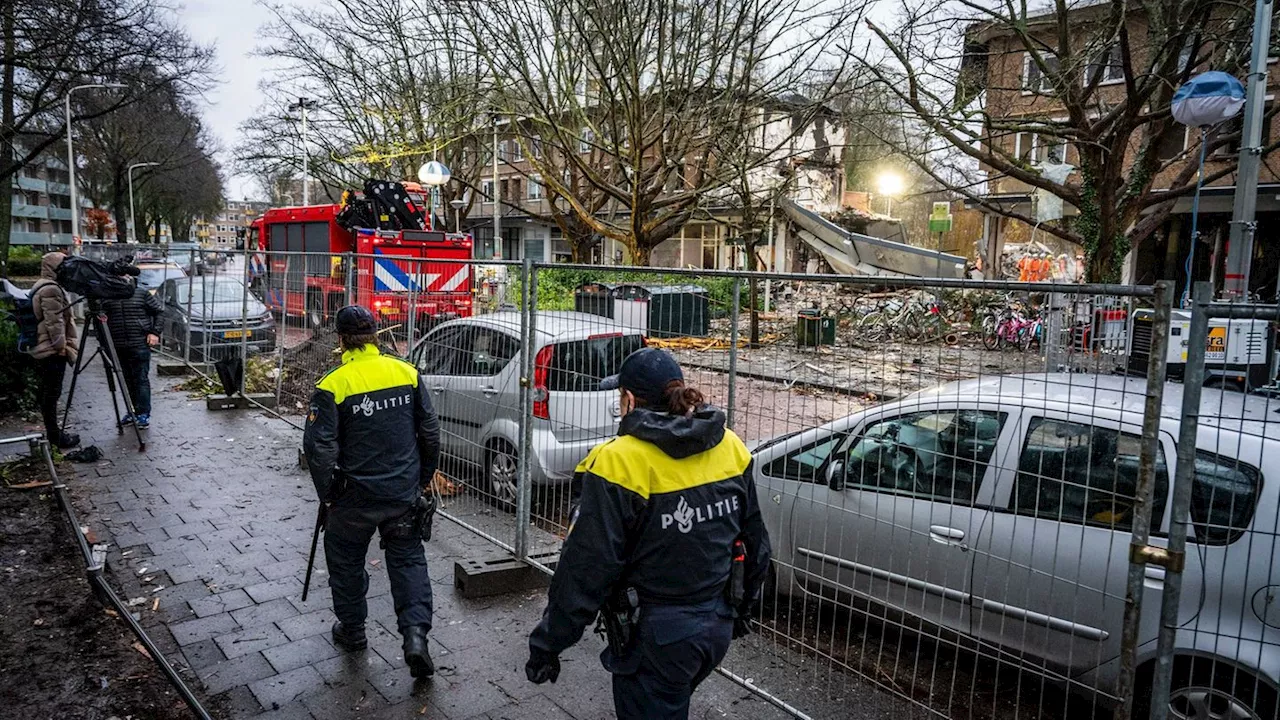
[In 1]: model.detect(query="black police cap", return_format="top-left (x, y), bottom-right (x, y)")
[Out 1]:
top-left (335, 305), bottom-right (377, 335)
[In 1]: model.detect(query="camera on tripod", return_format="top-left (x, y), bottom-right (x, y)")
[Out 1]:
top-left (56, 256), bottom-right (140, 301)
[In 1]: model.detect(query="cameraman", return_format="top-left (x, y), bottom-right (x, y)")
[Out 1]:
top-left (100, 275), bottom-right (162, 429)
top-left (30, 252), bottom-right (79, 449)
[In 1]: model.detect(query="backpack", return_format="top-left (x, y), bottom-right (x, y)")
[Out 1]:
top-left (55, 255), bottom-right (135, 300)
top-left (12, 293), bottom-right (39, 353)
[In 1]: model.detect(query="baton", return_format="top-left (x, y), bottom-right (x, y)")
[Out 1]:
top-left (301, 502), bottom-right (328, 602)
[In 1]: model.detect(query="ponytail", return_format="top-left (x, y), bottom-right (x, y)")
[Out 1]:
top-left (629, 381), bottom-right (706, 416)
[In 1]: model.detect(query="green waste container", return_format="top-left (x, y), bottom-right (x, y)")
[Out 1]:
top-left (796, 308), bottom-right (837, 347)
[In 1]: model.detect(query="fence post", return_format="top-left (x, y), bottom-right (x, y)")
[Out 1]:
top-left (514, 259), bottom-right (537, 561)
top-left (345, 252), bottom-right (355, 305)
top-left (1045, 291), bottom-right (1066, 372)
top-left (1145, 281), bottom-right (1211, 720)
top-left (1114, 279), bottom-right (1173, 720)
top-left (239, 247), bottom-right (251, 396)
top-left (183, 249), bottom-right (194, 365)
top-left (726, 276), bottom-right (741, 430)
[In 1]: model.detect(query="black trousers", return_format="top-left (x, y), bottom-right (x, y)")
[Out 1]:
top-left (36, 355), bottom-right (67, 442)
top-left (325, 498), bottom-right (433, 634)
top-left (117, 347), bottom-right (152, 416)
top-left (606, 597), bottom-right (735, 720)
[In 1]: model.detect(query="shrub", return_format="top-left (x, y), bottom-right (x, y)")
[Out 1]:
top-left (0, 298), bottom-right (39, 416)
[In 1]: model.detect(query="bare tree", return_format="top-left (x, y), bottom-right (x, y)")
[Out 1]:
top-left (235, 0), bottom-right (491, 229)
top-left (465, 0), bottom-right (861, 264)
top-left (0, 0), bottom-right (213, 268)
top-left (863, 0), bottom-right (1279, 282)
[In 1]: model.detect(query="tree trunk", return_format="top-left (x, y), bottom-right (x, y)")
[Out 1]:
top-left (0, 3), bottom-right (16, 274)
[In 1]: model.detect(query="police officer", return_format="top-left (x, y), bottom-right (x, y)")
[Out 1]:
top-left (525, 348), bottom-right (772, 719)
top-left (303, 306), bottom-right (440, 678)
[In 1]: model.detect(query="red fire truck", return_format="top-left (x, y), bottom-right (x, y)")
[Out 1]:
top-left (249, 198), bottom-right (473, 330)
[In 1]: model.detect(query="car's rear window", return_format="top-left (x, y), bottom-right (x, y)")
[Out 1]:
top-left (547, 334), bottom-right (645, 392)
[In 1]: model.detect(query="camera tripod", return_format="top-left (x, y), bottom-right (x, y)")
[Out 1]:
top-left (62, 299), bottom-right (146, 452)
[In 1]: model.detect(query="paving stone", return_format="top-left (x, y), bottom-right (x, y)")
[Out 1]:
top-left (258, 557), bottom-right (310, 581)
top-left (246, 703), bottom-right (316, 720)
top-left (216, 624), bottom-right (291, 659)
top-left (234, 534), bottom-right (294, 555)
top-left (111, 526), bottom-right (169, 549)
top-left (484, 694), bottom-right (576, 720)
top-left (263, 634), bottom-right (341, 674)
top-left (165, 562), bottom-right (207, 584)
top-left (299, 679), bottom-right (387, 720)
top-left (221, 549), bottom-right (281, 574)
top-left (420, 670), bottom-right (514, 719)
top-left (277, 608), bottom-right (336, 642)
top-left (213, 684), bottom-right (265, 716)
top-left (232, 597), bottom-right (300, 630)
top-left (134, 510), bottom-right (186, 531)
top-left (249, 664), bottom-right (326, 710)
top-left (180, 637), bottom-right (226, 673)
top-left (199, 651), bottom-right (279, 695)
top-left (189, 588), bottom-right (255, 618)
top-left (313, 651), bottom-right (391, 687)
top-left (170, 612), bottom-right (241, 646)
top-left (245, 576), bottom-right (303, 603)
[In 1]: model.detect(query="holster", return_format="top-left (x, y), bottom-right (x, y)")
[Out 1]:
top-left (725, 538), bottom-right (746, 614)
top-left (595, 586), bottom-right (640, 657)
top-left (415, 493), bottom-right (438, 542)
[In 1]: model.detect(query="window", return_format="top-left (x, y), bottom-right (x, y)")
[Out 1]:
top-left (510, 178), bottom-right (522, 200)
top-left (579, 127), bottom-right (595, 154)
top-left (1012, 418), bottom-right (1169, 531)
top-left (1190, 452), bottom-right (1259, 545)
top-left (1156, 125), bottom-right (1189, 161)
top-left (1087, 45), bottom-right (1124, 85)
top-left (546, 334), bottom-right (646, 392)
top-left (415, 327), bottom-right (464, 375)
top-left (500, 179), bottom-right (509, 201)
top-left (763, 433), bottom-right (847, 483)
top-left (531, 138), bottom-right (543, 159)
top-left (452, 328), bottom-right (519, 376)
top-left (481, 179), bottom-right (494, 201)
top-left (840, 410), bottom-right (1006, 503)
top-left (22, 165), bottom-right (40, 179)
top-left (1023, 53), bottom-right (1060, 94)
top-left (528, 175), bottom-right (543, 200)
top-left (1015, 132), bottom-right (1068, 164)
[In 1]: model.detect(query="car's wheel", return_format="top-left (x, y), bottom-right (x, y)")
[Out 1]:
top-left (1206, 377), bottom-right (1246, 394)
top-left (485, 441), bottom-right (519, 509)
top-left (1138, 659), bottom-right (1277, 720)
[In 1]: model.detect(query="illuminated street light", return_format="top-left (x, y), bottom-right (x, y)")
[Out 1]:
top-left (876, 171), bottom-right (905, 217)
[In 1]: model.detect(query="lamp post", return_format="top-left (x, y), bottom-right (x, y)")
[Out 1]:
top-left (128, 162), bottom-right (160, 244)
top-left (875, 170), bottom-right (905, 217)
top-left (288, 97), bottom-right (318, 205)
top-left (66, 83), bottom-right (127, 243)
top-left (417, 160), bottom-right (452, 231)
top-left (449, 198), bottom-right (467, 234)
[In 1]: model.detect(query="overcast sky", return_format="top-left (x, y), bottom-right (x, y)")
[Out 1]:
top-left (182, 0), bottom-right (277, 202)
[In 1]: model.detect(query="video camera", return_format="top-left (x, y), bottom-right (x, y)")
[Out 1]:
top-left (56, 256), bottom-right (140, 300)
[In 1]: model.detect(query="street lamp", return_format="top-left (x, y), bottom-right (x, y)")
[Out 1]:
top-left (288, 97), bottom-right (318, 205)
top-left (449, 198), bottom-right (467, 234)
top-left (128, 162), bottom-right (160, 244)
top-left (875, 170), bottom-right (905, 217)
top-left (66, 83), bottom-right (127, 243)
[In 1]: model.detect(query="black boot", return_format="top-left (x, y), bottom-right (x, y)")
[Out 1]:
top-left (331, 621), bottom-right (367, 651)
top-left (402, 625), bottom-right (433, 679)
top-left (55, 432), bottom-right (80, 449)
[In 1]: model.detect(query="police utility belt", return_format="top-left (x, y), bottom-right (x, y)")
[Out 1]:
top-left (595, 538), bottom-right (747, 655)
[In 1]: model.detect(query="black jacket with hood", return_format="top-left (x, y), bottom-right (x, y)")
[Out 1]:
top-left (100, 287), bottom-right (163, 352)
top-left (529, 406), bottom-right (772, 657)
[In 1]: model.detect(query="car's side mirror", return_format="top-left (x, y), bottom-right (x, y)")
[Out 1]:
top-left (826, 460), bottom-right (846, 491)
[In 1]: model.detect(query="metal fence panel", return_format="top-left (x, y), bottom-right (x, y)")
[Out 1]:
top-left (148, 251), bottom-right (1182, 719)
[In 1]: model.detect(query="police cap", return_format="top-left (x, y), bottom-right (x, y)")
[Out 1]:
top-left (600, 347), bottom-right (683, 407)
top-left (335, 305), bottom-right (377, 335)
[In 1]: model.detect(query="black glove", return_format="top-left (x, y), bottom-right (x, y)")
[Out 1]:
top-left (525, 648), bottom-right (560, 684)
top-left (732, 617), bottom-right (752, 640)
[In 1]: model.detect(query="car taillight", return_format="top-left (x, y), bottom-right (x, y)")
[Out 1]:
top-left (533, 345), bottom-right (553, 419)
top-left (640, 336), bottom-right (648, 346)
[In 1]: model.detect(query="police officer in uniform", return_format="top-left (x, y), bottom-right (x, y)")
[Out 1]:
top-left (303, 306), bottom-right (441, 678)
top-left (525, 348), bottom-right (772, 719)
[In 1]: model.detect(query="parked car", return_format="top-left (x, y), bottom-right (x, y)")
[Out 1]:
top-left (158, 277), bottom-right (276, 360)
top-left (135, 261), bottom-right (187, 292)
top-left (752, 373), bottom-right (1276, 718)
top-left (409, 311), bottom-right (645, 502)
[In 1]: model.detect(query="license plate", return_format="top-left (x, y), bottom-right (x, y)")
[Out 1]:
top-left (223, 329), bottom-right (248, 339)
top-left (379, 307), bottom-right (396, 315)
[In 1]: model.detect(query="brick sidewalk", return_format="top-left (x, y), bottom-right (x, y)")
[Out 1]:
top-left (54, 355), bottom-right (800, 719)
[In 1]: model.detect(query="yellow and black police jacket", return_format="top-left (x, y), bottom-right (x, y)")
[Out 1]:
top-left (303, 345), bottom-right (440, 505)
top-left (530, 406), bottom-right (773, 656)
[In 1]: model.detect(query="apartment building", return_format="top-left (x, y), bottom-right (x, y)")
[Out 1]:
top-left (467, 98), bottom-right (846, 270)
top-left (967, 5), bottom-right (1279, 288)
top-left (9, 154), bottom-right (84, 247)
top-left (196, 200), bottom-right (270, 247)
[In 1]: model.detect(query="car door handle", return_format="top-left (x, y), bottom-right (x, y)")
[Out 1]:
top-left (928, 526), bottom-right (967, 549)
top-left (431, 385), bottom-right (445, 394)
top-left (481, 386), bottom-right (498, 397)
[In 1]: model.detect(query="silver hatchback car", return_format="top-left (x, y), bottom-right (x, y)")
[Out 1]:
top-left (753, 373), bottom-right (1279, 718)
top-left (409, 311), bottom-right (645, 501)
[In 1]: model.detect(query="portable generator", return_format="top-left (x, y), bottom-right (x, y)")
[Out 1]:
top-left (1127, 308), bottom-right (1273, 392)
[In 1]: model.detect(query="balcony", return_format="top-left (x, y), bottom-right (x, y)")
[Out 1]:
top-left (9, 230), bottom-right (72, 246)
top-left (48, 207), bottom-right (73, 221)
top-left (15, 176), bottom-right (47, 192)
top-left (11, 204), bottom-right (48, 219)
top-left (46, 181), bottom-right (70, 195)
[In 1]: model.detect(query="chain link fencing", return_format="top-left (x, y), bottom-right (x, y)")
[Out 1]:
top-left (142, 246), bottom-right (1193, 720)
